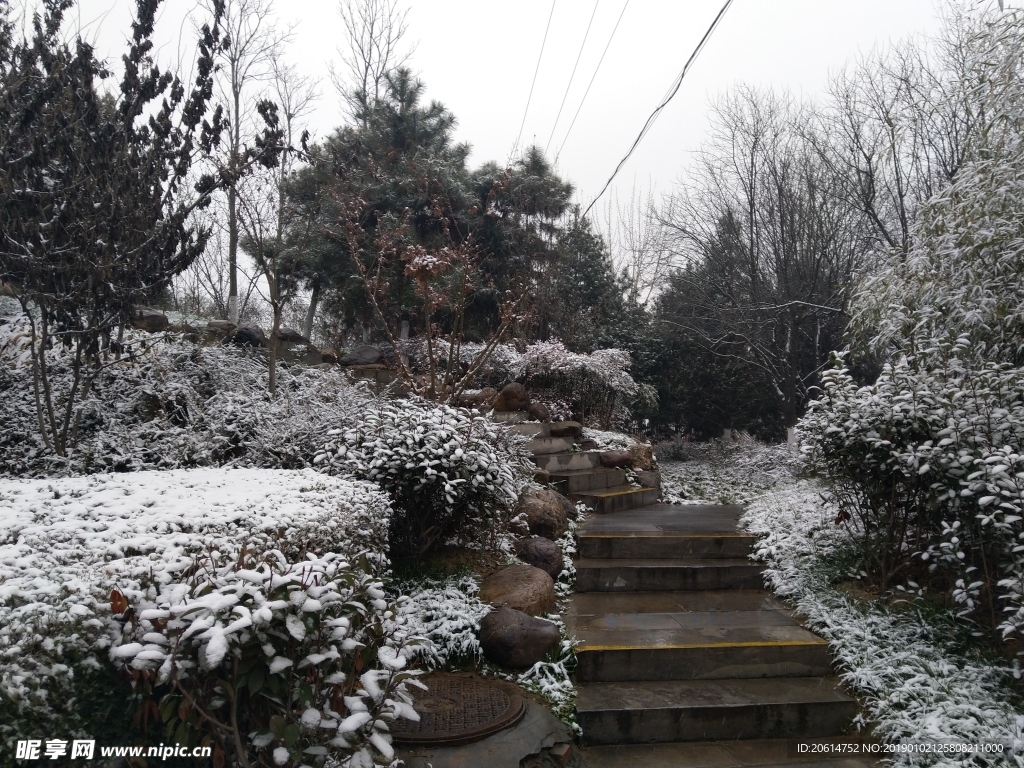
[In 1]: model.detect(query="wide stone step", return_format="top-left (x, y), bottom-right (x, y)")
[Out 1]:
top-left (582, 739), bottom-right (879, 767)
top-left (580, 532), bottom-right (757, 560)
top-left (574, 486), bottom-right (660, 514)
top-left (528, 435), bottom-right (575, 455)
top-left (580, 503), bottom-right (747, 534)
top-left (509, 421), bottom-right (550, 438)
top-left (547, 467), bottom-right (626, 494)
top-left (570, 616), bottom-right (833, 682)
top-left (491, 410), bottom-right (528, 423)
top-left (533, 451), bottom-right (600, 472)
top-left (577, 677), bottom-right (858, 745)
top-left (575, 558), bottom-right (766, 592)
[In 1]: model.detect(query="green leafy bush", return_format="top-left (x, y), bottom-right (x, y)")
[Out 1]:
top-left (114, 550), bottom-right (421, 768)
top-left (315, 399), bottom-right (530, 558)
top-left (802, 348), bottom-right (1024, 638)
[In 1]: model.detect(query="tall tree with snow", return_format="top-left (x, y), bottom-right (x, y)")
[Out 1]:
top-left (0, 0), bottom-right (280, 456)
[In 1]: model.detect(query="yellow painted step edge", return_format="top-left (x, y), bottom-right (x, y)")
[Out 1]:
top-left (580, 533), bottom-right (755, 539)
top-left (576, 639), bottom-right (830, 652)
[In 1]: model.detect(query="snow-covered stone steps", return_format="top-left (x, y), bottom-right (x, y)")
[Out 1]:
top-left (527, 435), bottom-right (575, 455)
top-left (575, 677), bottom-right (859, 746)
top-left (508, 421), bottom-right (550, 438)
top-left (546, 466), bottom-right (626, 494)
top-left (533, 450), bottom-right (600, 472)
top-left (575, 558), bottom-right (766, 591)
top-left (582, 739), bottom-right (878, 767)
top-left (573, 485), bottom-right (660, 514)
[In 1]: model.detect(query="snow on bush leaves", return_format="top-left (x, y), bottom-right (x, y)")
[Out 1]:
top-left (114, 549), bottom-right (422, 767)
top-left (745, 483), bottom-right (1024, 766)
top-left (0, 468), bottom-right (393, 754)
top-left (315, 399), bottom-right (531, 557)
top-left (802, 11), bottom-right (1024, 645)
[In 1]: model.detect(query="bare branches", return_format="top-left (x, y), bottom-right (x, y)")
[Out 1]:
top-left (330, 0), bottom-right (415, 119)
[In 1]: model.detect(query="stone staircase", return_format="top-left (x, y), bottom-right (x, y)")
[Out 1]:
top-left (565, 503), bottom-right (876, 767)
top-left (498, 413), bottom-right (658, 514)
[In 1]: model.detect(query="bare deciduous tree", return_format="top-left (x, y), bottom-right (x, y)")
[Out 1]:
top-left (329, 0), bottom-right (415, 120)
top-left (657, 87), bottom-right (862, 436)
top-left (201, 0), bottom-right (292, 323)
top-left (599, 182), bottom-right (670, 306)
top-left (237, 54), bottom-right (319, 394)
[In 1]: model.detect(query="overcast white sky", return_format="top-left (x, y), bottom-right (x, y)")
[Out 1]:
top-left (55, 1), bottom-right (1009, 217)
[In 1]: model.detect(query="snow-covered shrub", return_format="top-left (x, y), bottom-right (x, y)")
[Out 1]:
top-left (0, 319), bottom-right (375, 477)
top-left (114, 550), bottom-right (421, 768)
top-left (802, 349), bottom-right (1024, 639)
top-left (0, 469), bottom-right (393, 752)
top-left (402, 337), bottom-right (640, 428)
top-left (316, 399), bottom-right (532, 558)
top-left (802, 11), bottom-right (1024, 644)
top-left (745, 483), bottom-right (1024, 766)
top-left (398, 575), bottom-right (489, 667)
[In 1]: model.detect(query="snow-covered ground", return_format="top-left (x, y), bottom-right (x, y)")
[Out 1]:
top-left (658, 439), bottom-right (800, 504)
top-left (664, 441), bottom-right (1024, 766)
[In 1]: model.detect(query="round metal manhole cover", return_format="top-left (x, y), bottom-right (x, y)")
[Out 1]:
top-left (392, 674), bottom-right (526, 746)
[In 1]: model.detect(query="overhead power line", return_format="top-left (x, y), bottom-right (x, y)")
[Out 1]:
top-left (545, 0), bottom-right (601, 155)
top-left (514, 0), bottom-right (558, 156)
top-left (555, 0), bottom-right (630, 164)
top-left (582, 0), bottom-right (735, 218)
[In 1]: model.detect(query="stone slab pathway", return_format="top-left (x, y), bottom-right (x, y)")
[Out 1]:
top-left (568, 504), bottom-right (877, 767)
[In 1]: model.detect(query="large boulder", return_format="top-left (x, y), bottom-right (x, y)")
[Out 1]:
top-left (131, 308), bottom-right (169, 333)
top-left (549, 421), bottom-right (583, 441)
top-left (339, 344), bottom-right (383, 366)
top-left (479, 564), bottom-right (555, 616)
top-left (457, 387), bottom-right (498, 409)
top-left (275, 326), bottom-right (309, 344)
top-left (228, 323), bottom-right (266, 347)
top-left (599, 449), bottom-right (632, 468)
top-left (526, 401), bottom-right (551, 422)
top-left (629, 442), bottom-right (656, 471)
top-left (515, 537), bottom-right (564, 580)
top-left (478, 606), bottom-right (560, 670)
top-left (516, 488), bottom-right (574, 540)
top-left (636, 469), bottom-right (661, 492)
top-left (493, 382), bottom-right (530, 412)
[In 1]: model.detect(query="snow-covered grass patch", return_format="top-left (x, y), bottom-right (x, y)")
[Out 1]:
top-left (659, 439), bottom-right (800, 504)
top-left (745, 479), bottom-right (1024, 766)
top-left (0, 468), bottom-right (392, 751)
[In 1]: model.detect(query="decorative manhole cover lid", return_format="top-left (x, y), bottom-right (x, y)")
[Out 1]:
top-left (391, 673), bottom-right (526, 746)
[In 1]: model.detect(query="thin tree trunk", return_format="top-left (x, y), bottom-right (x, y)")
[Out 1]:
top-left (302, 282), bottom-right (320, 340)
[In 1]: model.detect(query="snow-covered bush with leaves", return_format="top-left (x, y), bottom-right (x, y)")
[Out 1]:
top-left (404, 337), bottom-right (640, 428)
top-left (746, 483), bottom-right (1024, 766)
top-left (398, 575), bottom-right (490, 668)
top-left (114, 549), bottom-right (421, 768)
top-left (0, 312), bottom-right (374, 478)
top-left (802, 11), bottom-right (1024, 644)
top-left (315, 399), bottom-right (531, 558)
top-left (0, 469), bottom-right (395, 757)
top-left (802, 349), bottom-right (1024, 640)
